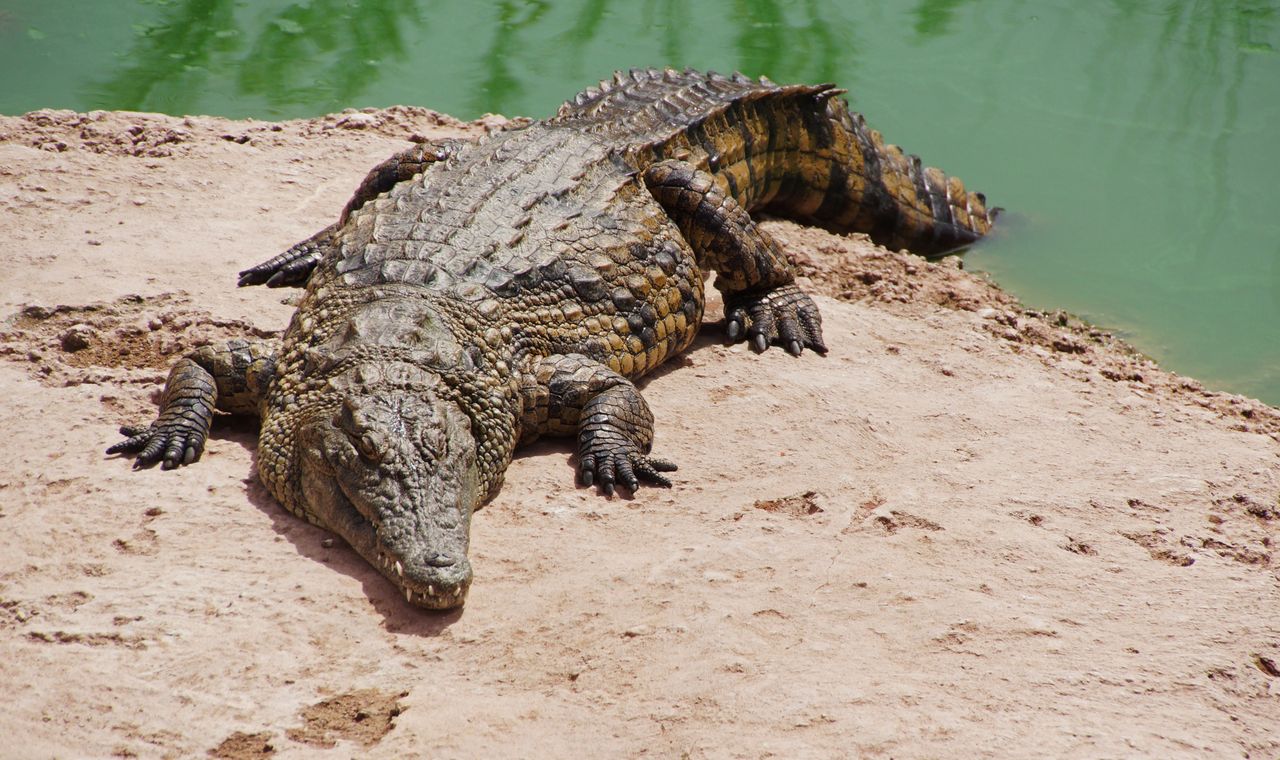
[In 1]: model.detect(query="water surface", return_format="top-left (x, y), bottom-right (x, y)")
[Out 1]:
top-left (3, 0), bottom-right (1277, 403)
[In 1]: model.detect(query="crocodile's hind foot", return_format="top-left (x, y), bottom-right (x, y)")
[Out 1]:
top-left (643, 159), bottom-right (826, 357)
top-left (237, 223), bottom-right (334, 288)
top-left (725, 283), bottom-right (827, 356)
top-left (237, 140), bottom-right (465, 289)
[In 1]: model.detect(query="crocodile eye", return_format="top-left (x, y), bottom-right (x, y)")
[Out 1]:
top-left (350, 431), bottom-right (386, 463)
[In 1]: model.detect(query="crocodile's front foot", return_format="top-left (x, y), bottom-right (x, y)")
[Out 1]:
top-left (725, 283), bottom-right (827, 356)
top-left (578, 425), bottom-right (677, 496)
top-left (107, 412), bottom-right (212, 470)
top-left (106, 341), bottom-right (272, 470)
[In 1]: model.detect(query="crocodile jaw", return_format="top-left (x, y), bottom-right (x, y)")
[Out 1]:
top-left (300, 474), bottom-right (475, 609)
top-left (374, 545), bottom-right (473, 609)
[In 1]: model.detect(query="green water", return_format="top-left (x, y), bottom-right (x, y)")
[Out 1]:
top-left (3, 0), bottom-right (1278, 404)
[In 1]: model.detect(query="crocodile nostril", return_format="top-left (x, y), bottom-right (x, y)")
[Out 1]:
top-left (425, 553), bottom-right (456, 567)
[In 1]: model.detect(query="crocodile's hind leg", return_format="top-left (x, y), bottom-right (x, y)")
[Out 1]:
top-left (520, 354), bottom-right (677, 495)
top-left (644, 159), bottom-right (826, 356)
top-left (107, 338), bottom-right (278, 469)
top-left (237, 139), bottom-right (463, 288)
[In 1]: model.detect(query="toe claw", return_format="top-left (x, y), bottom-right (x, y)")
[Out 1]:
top-left (726, 318), bottom-right (743, 342)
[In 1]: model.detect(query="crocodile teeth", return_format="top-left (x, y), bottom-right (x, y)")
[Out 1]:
top-left (427, 585), bottom-right (436, 597)
top-left (394, 561), bottom-right (403, 577)
top-left (404, 587), bottom-right (412, 603)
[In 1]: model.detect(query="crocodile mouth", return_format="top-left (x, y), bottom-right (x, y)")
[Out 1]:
top-left (372, 548), bottom-right (471, 609)
top-left (303, 467), bottom-right (473, 610)
top-left (335, 484), bottom-right (473, 610)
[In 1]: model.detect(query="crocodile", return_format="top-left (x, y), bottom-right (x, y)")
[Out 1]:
top-left (109, 68), bottom-right (995, 609)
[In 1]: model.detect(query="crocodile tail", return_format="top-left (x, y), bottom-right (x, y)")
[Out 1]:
top-left (553, 68), bottom-right (996, 256)
top-left (770, 97), bottom-right (997, 255)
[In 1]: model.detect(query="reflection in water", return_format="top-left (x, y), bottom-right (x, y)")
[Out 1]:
top-left (653, 0), bottom-right (690, 65)
top-left (971, 0), bottom-right (1280, 398)
top-left (1080, 2), bottom-right (1274, 271)
top-left (471, 0), bottom-right (549, 117)
top-left (559, 0), bottom-right (619, 80)
top-left (911, 0), bottom-right (979, 39)
top-left (549, 0), bottom-right (846, 102)
top-left (237, 0), bottom-right (422, 108)
top-left (85, 0), bottom-right (866, 119)
top-left (92, 0), bottom-right (237, 113)
top-left (92, 0), bottom-right (427, 116)
top-left (730, 0), bottom-right (844, 83)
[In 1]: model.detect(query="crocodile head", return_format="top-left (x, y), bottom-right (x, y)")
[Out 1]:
top-left (298, 383), bottom-right (481, 610)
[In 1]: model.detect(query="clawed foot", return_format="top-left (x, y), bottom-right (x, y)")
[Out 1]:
top-left (237, 224), bottom-right (334, 288)
top-left (578, 427), bottom-right (677, 496)
top-left (725, 283), bottom-right (827, 356)
top-left (106, 420), bottom-right (208, 470)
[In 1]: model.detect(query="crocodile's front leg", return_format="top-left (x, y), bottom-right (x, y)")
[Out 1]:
top-left (520, 354), bottom-right (677, 495)
top-left (237, 139), bottom-right (463, 288)
top-left (644, 159), bottom-right (827, 357)
top-left (107, 338), bottom-right (278, 469)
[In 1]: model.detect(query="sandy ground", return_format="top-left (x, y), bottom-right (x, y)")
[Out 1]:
top-left (1, 106), bottom-right (1278, 759)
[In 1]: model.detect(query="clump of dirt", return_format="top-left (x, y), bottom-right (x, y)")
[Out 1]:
top-left (752, 491), bottom-right (823, 516)
top-left (8, 109), bottom-right (198, 157)
top-left (1123, 530), bottom-right (1196, 567)
top-left (208, 731), bottom-right (275, 759)
top-left (0, 598), bottom-right (39, 629)
top-left (24, 630), bottom-right (147, 650)
top-left (869, 510), bottom-right (944, 535)
top-left (285, 689), bottom-right (407, 749)
top-left (299, 104), bottom-right (480, 140)
top-left (0, 294), bottom-right (277, 389)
